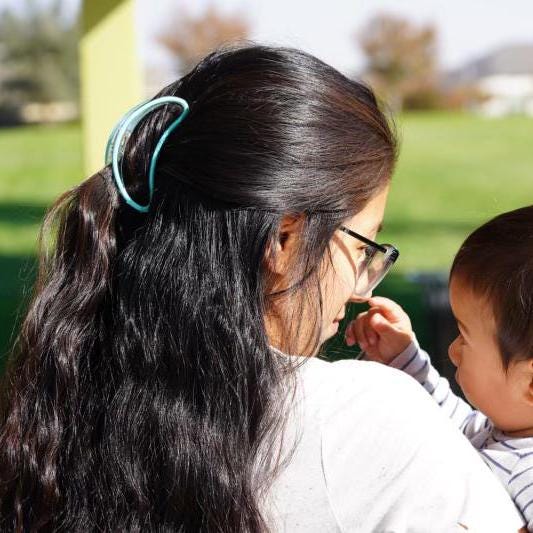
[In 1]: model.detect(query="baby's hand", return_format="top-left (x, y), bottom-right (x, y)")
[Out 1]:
top-left (344, 296), bottom-right (415, 364)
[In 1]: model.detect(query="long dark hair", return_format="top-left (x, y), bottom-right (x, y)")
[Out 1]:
top-left (0, 44), bottom-right (397, 531)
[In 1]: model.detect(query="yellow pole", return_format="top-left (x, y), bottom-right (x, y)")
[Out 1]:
top-left (80, 0), bottom-right (144, 176)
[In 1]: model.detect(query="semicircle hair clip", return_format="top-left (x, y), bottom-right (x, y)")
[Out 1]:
top-left (104, 96), bottom-right (190, 213)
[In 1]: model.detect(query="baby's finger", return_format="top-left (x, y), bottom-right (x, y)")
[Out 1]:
top-left (361, 315), bottom-right (378, 346)
top-left (344, 312), bottom-right (366, 346)
top-left (360, 308), bottom-right (379, 347)
top-left (354, 313), bottom-right (371, 350)
top-left (367, 296), bottom-right (407, 322)
top-left (344, 319), bottom-right (357, 346)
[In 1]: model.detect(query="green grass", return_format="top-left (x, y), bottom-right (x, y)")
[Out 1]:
top-left (382, 112), bottom-right (533, 273)
top-left (0, 122), bottom-right (83, 255)
top-left (0, 122), bottom-right (83, 364)
top-left (1, 113), bottom-right (532, 364)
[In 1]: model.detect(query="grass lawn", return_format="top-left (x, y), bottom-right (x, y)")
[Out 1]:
top-left (383, 111), bottom-right (533, 273)
top-left (1, 113), bottom-right (532, 366)
top-left (0, 122), bottom-right (82, 255)
top-left (0, 122), bottom-right (83, 365)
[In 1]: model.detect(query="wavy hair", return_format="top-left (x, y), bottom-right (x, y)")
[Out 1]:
top-left (0, 44), bottom-right (397, 531)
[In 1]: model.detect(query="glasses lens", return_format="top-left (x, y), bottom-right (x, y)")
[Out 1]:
top-left (354, 244), bottom-right (399, 296)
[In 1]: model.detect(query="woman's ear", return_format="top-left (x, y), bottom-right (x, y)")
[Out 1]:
top-left (264, 214), bottom-right (303, 275)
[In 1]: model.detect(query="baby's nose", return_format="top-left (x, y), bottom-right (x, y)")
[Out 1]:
top-left (448, 341), bottom-right (460, 367)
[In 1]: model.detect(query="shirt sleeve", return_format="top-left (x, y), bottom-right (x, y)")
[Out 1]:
top-left (386, 337), bottom-right (494, 442)
top-left (509, 458), bottom-right (533, 532)
top-left (317, 359), bottom-right (525, 532)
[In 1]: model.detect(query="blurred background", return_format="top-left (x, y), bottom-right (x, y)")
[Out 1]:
top-left (1, 0), bottom-right (532, 394)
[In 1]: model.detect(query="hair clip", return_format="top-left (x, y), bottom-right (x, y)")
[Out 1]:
top-left (104, 96), bottom-right (190, 213)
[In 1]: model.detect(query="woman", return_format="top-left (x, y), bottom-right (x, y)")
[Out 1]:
top-left (0, 44), bottom-right (524, 531)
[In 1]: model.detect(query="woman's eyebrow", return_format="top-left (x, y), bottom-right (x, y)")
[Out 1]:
top-left (376, 222), bottom-right (384, 234)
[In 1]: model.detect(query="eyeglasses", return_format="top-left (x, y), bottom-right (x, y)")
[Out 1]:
top-left (338, 225), bottom-right (399, 297)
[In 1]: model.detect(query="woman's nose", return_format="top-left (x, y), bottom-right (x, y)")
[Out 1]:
top-left (347, 290), bottom-right (371, 304)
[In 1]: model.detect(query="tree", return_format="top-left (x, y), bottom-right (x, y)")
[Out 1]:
top-left (357, 13), bottom-right (440, 111)
top-left (0, 0), bottom-right (79, 108)
top-left (156, 4), bottom-right (250, 76)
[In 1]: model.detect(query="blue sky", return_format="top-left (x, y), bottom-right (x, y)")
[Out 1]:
top-left (2, 0), bottom-right (533, 76)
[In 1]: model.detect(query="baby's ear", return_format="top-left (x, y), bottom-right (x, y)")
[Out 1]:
top-left (519, 359), bottom-right (533, 406)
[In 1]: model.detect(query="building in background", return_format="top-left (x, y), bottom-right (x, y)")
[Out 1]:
top-left (446, 44), bottom-right (533, 116)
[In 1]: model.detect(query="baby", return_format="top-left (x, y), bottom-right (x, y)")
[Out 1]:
top-left (345, 205), bottom-right (533, 531)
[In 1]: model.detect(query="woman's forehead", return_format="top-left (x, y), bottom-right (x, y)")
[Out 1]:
top-left (346, 203), bottom-right (386, 236)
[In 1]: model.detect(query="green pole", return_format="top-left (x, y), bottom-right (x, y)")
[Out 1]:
top-left (80, 0), bottom-right (144, 176)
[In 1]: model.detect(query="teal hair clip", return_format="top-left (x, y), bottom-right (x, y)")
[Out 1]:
top-left (104, 96), bottom-right (190, 213)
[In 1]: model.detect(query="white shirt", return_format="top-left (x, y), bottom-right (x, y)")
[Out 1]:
top-left (387, 338), bottom-right (533, 531)
top-left (262, 349), bottom-right (525, 532)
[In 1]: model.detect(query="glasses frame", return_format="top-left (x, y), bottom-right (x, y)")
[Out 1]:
top-left (338, 225), bottom-right (400, 293)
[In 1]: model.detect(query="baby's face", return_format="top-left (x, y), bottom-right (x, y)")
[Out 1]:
top-left (448, 276), bottom-right (533, 433)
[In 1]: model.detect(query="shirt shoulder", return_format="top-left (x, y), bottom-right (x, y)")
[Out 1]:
top-left (294, 355), bottom-right (436, 422)
top-left (291, 356), bottom-right (525, 532)
top-left (506, 438), bottom-right (533, 530)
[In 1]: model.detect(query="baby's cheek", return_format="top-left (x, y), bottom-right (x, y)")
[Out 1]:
top-left (455, 370), bottom-right (480, 410)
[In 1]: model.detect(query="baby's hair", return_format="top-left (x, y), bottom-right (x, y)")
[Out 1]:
top-left (450, 205), bottom-right (533, 369)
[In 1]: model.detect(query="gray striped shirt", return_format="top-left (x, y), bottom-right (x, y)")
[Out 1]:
top-left (387, 339), bottom-right (533, 532)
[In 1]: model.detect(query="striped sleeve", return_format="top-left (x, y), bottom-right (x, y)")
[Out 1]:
top-left (387, 338), bottom-right (493, 442)
top-left (509, 457), bottom-right (533, 531)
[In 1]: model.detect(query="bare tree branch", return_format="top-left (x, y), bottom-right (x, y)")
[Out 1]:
top-left (357, 13), bottom-right (439, 111)
top-left (156, 5), bottom-right (250, 75)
